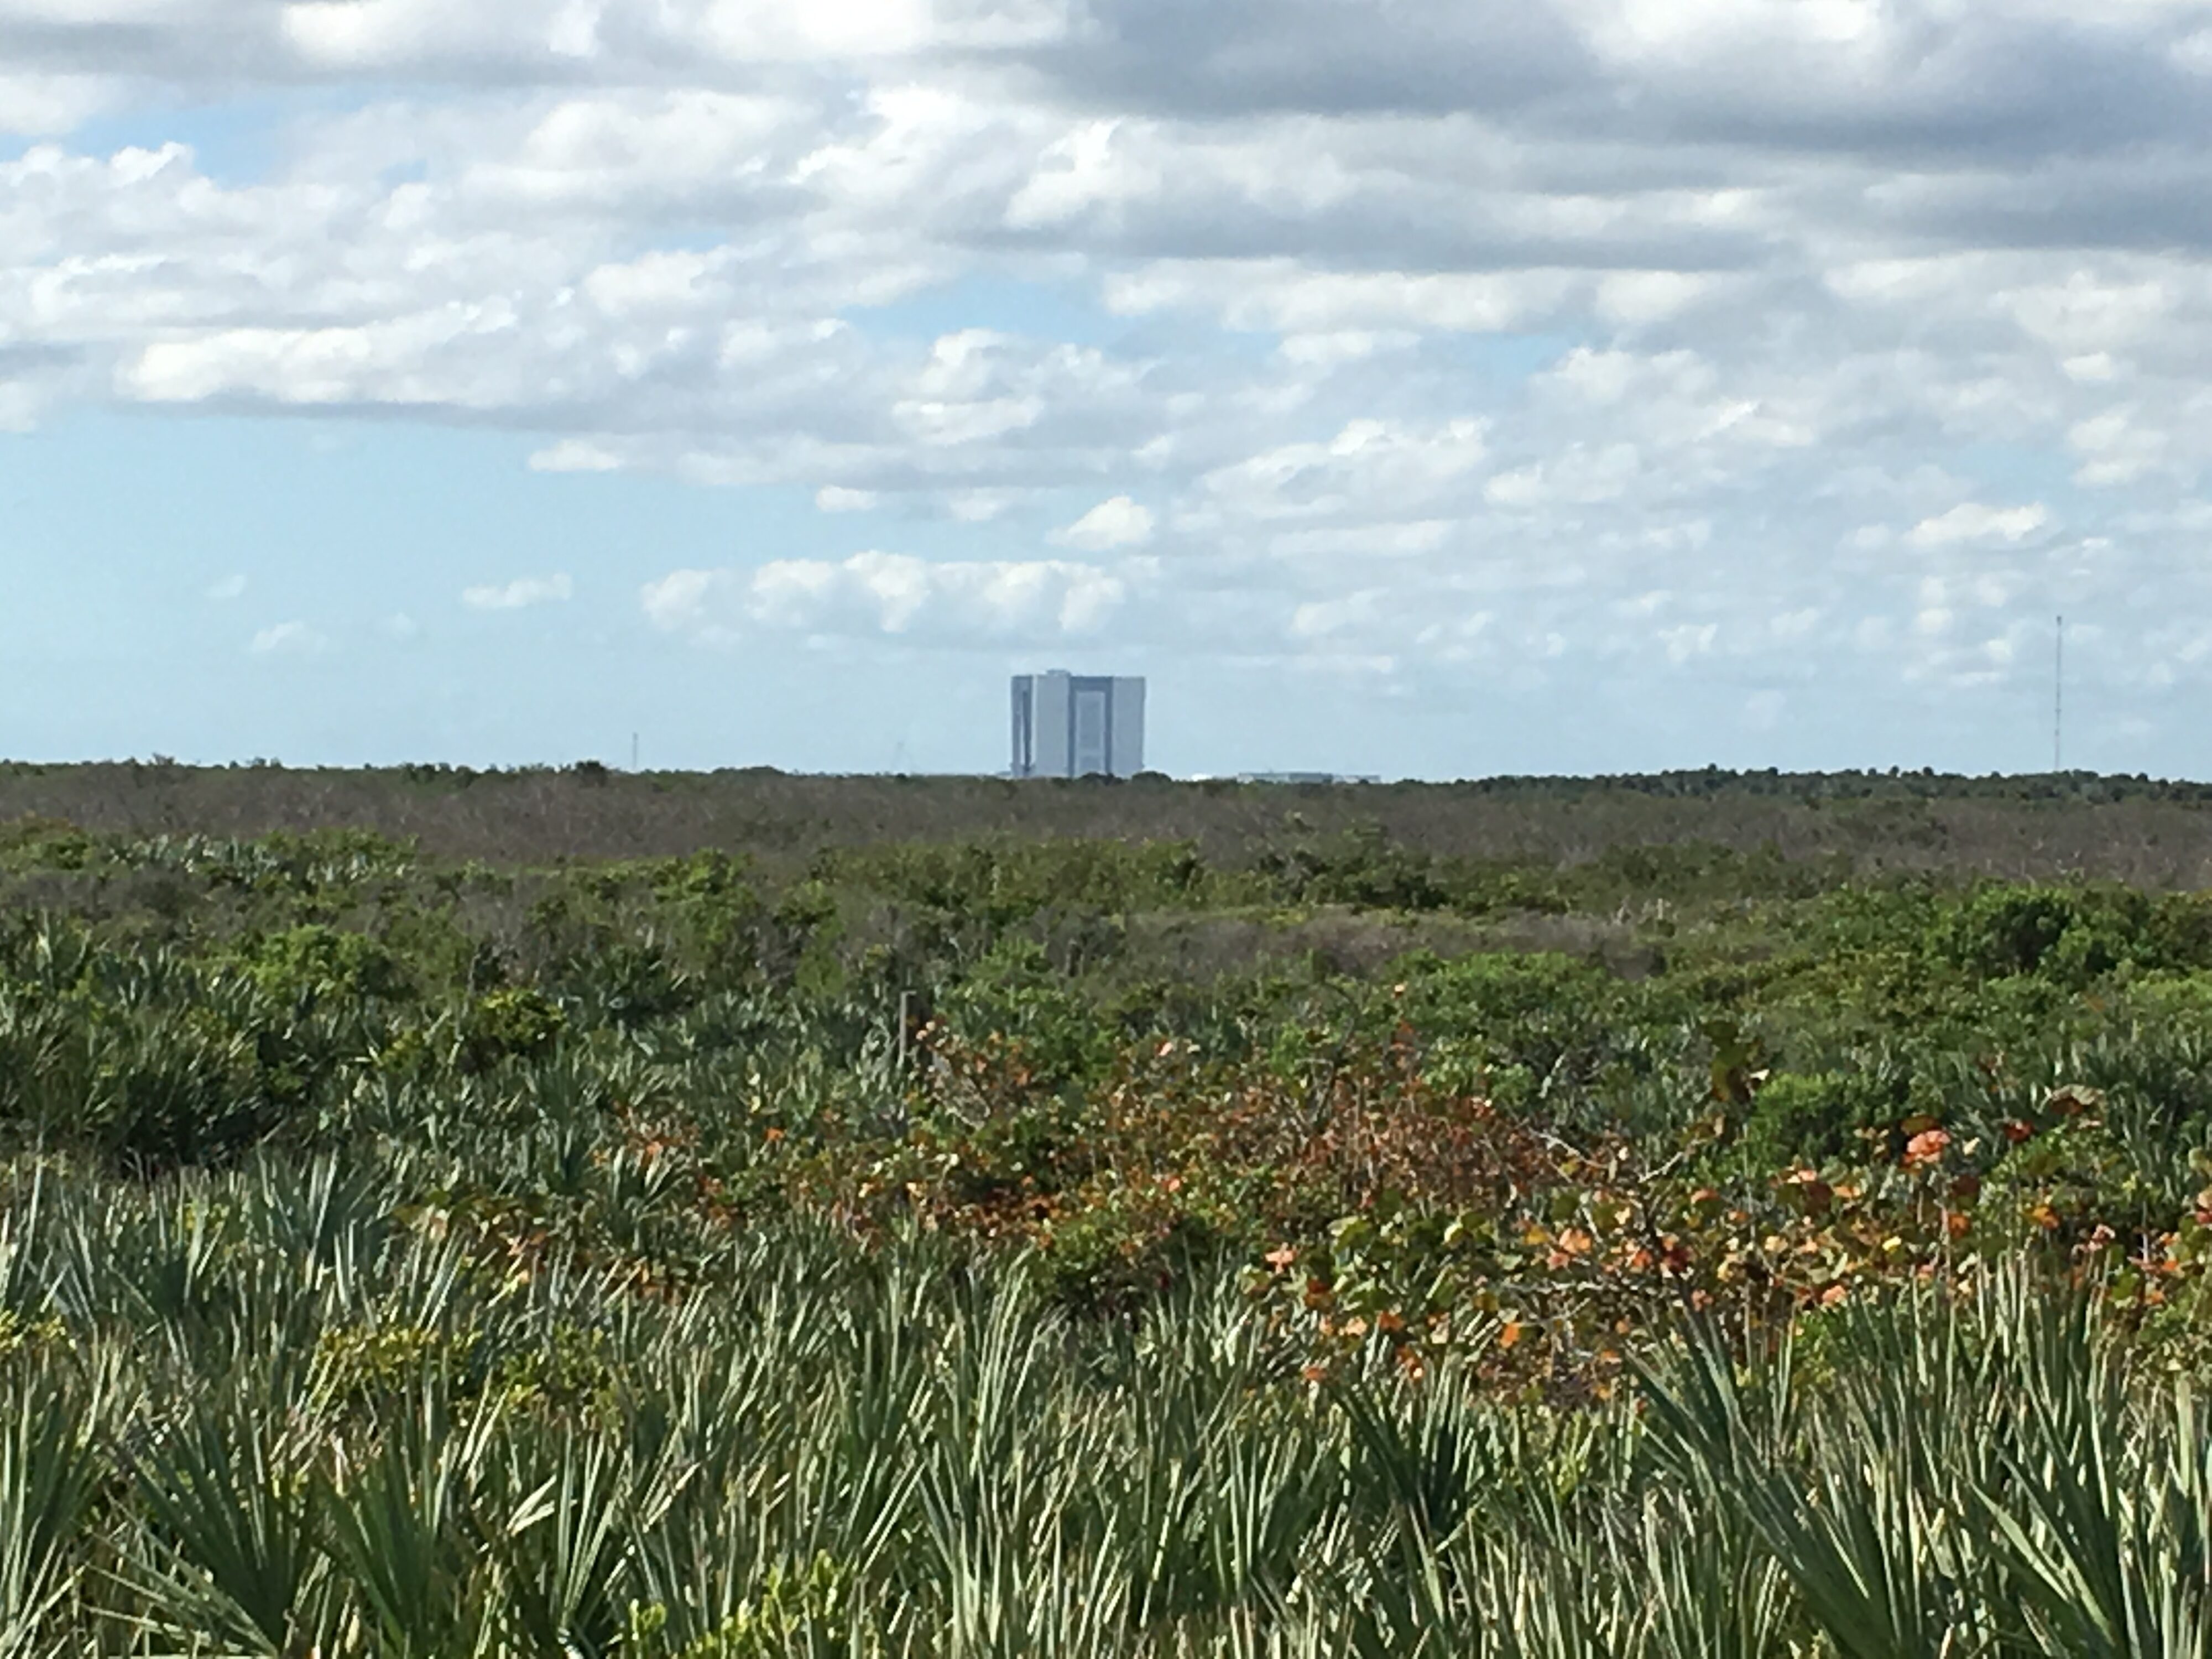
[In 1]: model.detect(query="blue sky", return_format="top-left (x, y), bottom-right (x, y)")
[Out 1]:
top-left (6, 4), bottom-right (2212, 778)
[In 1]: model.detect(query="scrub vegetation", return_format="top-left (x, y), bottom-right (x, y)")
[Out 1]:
top-left (0, 765), bottom-right (2210, 1653)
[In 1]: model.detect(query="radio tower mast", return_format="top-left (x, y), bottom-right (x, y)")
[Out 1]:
top-left (2053, 615), bottom-right (2064, 773)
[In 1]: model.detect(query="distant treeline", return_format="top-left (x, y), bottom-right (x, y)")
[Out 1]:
top-left (6, 758), bottom-right (2206, 801)
top-left (2, 760), bottom-right (2211, 881)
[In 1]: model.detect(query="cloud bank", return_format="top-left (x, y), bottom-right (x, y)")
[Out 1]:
top-left (11, 0), bottom-right (2212, 758)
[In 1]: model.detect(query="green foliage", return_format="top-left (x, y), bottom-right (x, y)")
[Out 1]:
top-left (460, 986), bottom-right (567, 1070)
top-left (824, 836), bottom-right (1228, 925)
top-left (1259, 820), bottom-right (1455, 911)
top-left (629, 1554), bottom-right (854, 1657)
top-left (935, 937), bottom-right (1115, 1087)
top-left (243, 922), bottom-right (412, 1005)
top-left (1392, 949), bottom-right (1632, 1102)
top-left (1737, 1070), bottom-right (1903, 1170)
top-left (6, 805), bottom-right (2212, 1647)
top-left (0, 816), bottom-right (98, 873)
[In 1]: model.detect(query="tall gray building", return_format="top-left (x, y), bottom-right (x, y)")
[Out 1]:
top-left (1010, 671), bottom-right (1145, 778)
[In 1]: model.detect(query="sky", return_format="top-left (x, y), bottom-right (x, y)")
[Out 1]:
top-left (4, 1), bottom-right (2212, 779)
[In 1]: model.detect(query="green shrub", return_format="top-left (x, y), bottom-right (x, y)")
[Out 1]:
top-left (1736, 1068), bottom-right (1904, 1171)
top-left (243, 924), bottom-right (411, 1006)
top-left (459, 987), bottom-right (566, 1070)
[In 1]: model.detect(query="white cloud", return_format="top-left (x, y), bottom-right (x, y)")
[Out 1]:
top-left (273, 0), bottom-right (1052, 70)
top-left (529, 440), bottom-right (623, 473)
top-left (462, 573), bottom-right (573, 609)
top-left (643, 552), bottom-right (1131, 643)
top-left (1197, 419), bottom-right (1489, 524)
top-left (1110, 265), bottom-right (1573, 336)
top-left (206, 572), bottom-right (247, 601)
top-left (1289, 589), bottom-right (1382, 640)
top-left (1276, 331), bottom-right (1415, 368)
top-left (249, 620), bottom-right (328, 655)
top-left (1660, 622), bottom-right (1718, 664)
top-left (2068, 409), bottom-right (2169, 488)
top-left (0, 74), bottom-right (126, 137)
top-left (1906, 503), bottom-right (2051, 547)
top-left (944, 489), bottom-right (1021, 523)
top-left (816, 485), bottom-right (879, 513)
top-left (1484, 444), bottom-right (1641, 508)
top-left (1052, 494), bottom-right (1154, 551)
top-left (640, 568), bottom-right (722, 634)
top-left (1006, 119), bottom-right (1158, 230)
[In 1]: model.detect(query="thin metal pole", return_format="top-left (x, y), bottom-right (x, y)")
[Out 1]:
top-left (2053, 615), bottom-right (2064, 773)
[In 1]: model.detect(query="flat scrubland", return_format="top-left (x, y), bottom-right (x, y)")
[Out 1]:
top-left (2, 764), bottom-right (2211, 1653)
top-left (9, 757), bottom-right (2212, 877)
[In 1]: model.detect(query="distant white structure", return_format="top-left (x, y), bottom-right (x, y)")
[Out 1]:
top-left (1010, 671), bottom-right (1145, 778)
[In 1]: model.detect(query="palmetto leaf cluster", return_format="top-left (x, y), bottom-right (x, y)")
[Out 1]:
top-left (0, 1152), bottom-right (2190, 1656)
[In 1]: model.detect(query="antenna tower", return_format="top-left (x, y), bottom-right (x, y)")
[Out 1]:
top-left (2053, 615), bottom-right (2064, 773)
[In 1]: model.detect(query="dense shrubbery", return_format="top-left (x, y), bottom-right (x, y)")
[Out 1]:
top-left (7, 821), bottom-right (2212, 1333)
top-left (3, 804), bottom-right (2212, 1648)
